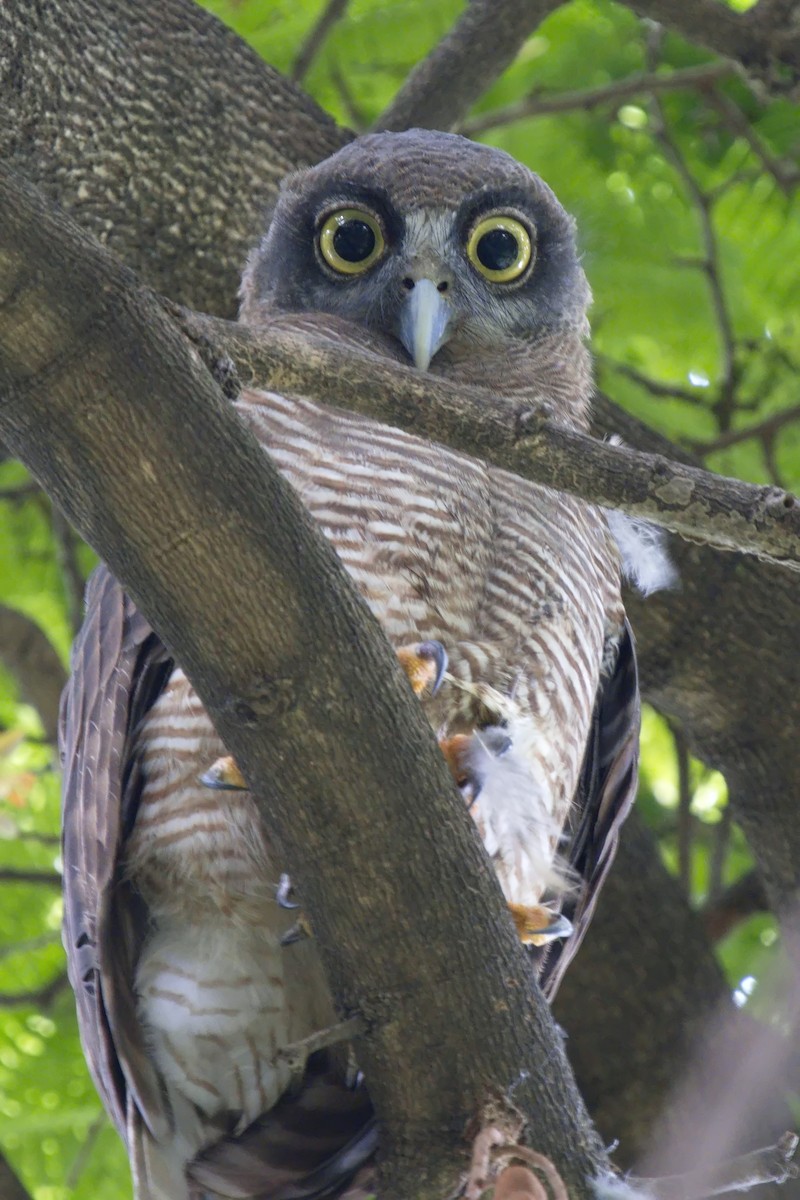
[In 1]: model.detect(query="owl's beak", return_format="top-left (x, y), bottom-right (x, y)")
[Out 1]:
top-left (399, 278), bottom-right (452, 371)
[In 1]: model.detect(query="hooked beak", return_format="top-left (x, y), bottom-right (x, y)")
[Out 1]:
top-left (398, 279), bottom-right (452, 371)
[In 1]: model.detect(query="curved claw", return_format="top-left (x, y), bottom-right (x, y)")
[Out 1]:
top-left (509, 904), bottom-right (573, 947)
top-left (397, 640), bottom-right (449, 698)
top-left (276, 873), bottom-right (300, 910)
top-left (281, 914), bottom-right (313, 946)
top-left (200, 755), bottom-right (248, 791)
top-left (416, 640), bottom-right (448, 696)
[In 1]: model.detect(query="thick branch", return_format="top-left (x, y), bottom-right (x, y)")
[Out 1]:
top-left (377, 0), bottom-right (562, 132)
top-left (0, 167), bottom-right (608, 1198)
top-left (626, 0), bottom-right (800, 95)
top-left (0, 0), bottom-right (348, 317)
top-left (0, 605), bottom-right (66, 741)
top-left (178, 310), bottom-right (800, 570)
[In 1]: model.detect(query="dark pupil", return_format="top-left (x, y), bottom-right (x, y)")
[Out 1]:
top-left (477, 228), bottom-right (518, 272)
top-left (332, 219), bottom-right (375, 263)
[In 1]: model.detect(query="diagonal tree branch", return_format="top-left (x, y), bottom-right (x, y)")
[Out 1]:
top-left (460, 62), bottom-right (735, 136)
top-left (625, 0), bottom-right (800, 95)
top-left (291, 0), bottom-right (350, 84)
top-left (377, 0), bottom-right (563, 132)
top-left (177, 309), bottom-right (800, 569)
top-left (0, 163), bottom-right (609, 1200)
top-left (0, 0), bottom-right (349, 318)
top-left (0, 604), bottom-right (66, 742)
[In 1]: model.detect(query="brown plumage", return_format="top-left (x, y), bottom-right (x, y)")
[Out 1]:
top-left (61, 129), bottom-right (640, 1200)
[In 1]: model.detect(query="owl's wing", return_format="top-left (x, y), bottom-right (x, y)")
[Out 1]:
top-left (538, 619), bottom-right (640, 999)
top-left (61, 565), bottom-right (377, 1199)
top-left (60, 564), bottom-right (174, 1142)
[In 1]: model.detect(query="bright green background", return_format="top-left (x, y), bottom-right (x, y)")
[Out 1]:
top-left (1, 0), bottom-right (797, 1194)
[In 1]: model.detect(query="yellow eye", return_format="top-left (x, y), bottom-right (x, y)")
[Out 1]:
top-left (318, 208), bottom-right (385, 274)
top-left (466, 215), bottom-right (533, 283)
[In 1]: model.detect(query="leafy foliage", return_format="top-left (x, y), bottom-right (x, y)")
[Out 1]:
top-left (1, 0), bottom-right (797, 1194)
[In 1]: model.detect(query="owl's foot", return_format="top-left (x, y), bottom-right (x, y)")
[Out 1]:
top-left (199, 642), bottom-right (447, 795)
top-left (396, 639), bottom-right (448, 697)
top-left (281, 912), bottom-right (314, 947)
top-left (439, 728), bottom-right (512, 806)
top-left (439, 732), bottom-right (572, 948)
top-left (508, 903), bottom-right (572, 947)
top-left (199, 754), bottom-right (247, 791)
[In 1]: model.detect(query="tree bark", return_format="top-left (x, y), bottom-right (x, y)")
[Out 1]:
top-left (376, 0), bottom-right (563, 133)
top-left (0, 165), bottom-right (609, 1200)
top-left (4, 1), bottom-right (797, 900)
top-left (3, 0), bottom-right (799, 1171)
top-left (626, 0), bottom-right (800, 95)
top-left (0, 605), bottom-right (66, 741)
top-left (0, 0), bottom-right (347, 317)
top-left (176, 309), bottom-right (800, 568)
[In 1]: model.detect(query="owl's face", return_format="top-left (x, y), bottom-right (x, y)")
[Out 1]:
top-left (241, 130), bottom-right (590, 372)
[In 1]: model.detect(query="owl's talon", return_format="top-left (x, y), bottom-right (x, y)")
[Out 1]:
top-left (276, 873), bottom-right (300, 910)
top-left (281, 914), bottom-right (313, 946)
top-left (509, 903), bottom-right (572, 947)
top-left (396, 640), bottom-right (448, 698)
top-left (200, 755), bottom-right (248, 791)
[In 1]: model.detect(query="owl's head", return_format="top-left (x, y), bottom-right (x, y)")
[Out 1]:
top-left (241, 130), bottom-right (590, 372)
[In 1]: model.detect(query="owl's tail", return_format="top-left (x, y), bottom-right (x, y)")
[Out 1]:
top-left (186, 1052), bottom-right (377, 1200)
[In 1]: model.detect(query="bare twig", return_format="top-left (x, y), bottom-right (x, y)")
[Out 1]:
top-left (633, 1132), bottom-right (799, 1200)
top-left (377, 0), bottom-right (562, 132)
top-left (688, 405), bottom-right (800, 456)
top-left (703, 869), bottom-right (770, 943)
top-left (706, 801), bottom-right (732, 906)
top-left (0, 480), bottom-right (40, 502)
top-left (0, 869), bottom-right (61, 887)
top-left (0, 971), bottom-right (70, 1010)
top-left (330, 58), bottom-right (369, 132)
top-left (0, 931), bottom-right (61, 961)
top-left (65, 1113), bottom-right (107, 1190)
top-left (0, 605), bottom-right (66, 742)
top-left (596, 356), bottom-right (708, 406)
top-left (461, 62), bottom-right (734, 136)
top-left (13, 829), bottom-right (60, 847)
top-left (705, 87), bottom-right (797, 195)
top-left (673, 726), bottom-right (692, 898)
top-left (291, 0), bottom-right (349, 84)
top-left (648, 84), bottom-right (739, 431)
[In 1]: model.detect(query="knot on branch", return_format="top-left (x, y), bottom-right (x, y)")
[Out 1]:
top-left (167, 300), bottom-right (242, 399)
top-left (513, 404), bottom-right (552, 443)
top-left (464, 1098), bottom-right (570, 1200)
top-left (221, 675), bottom-right (298, 725)
top-left (762, 487), bottom-right (798, 518)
